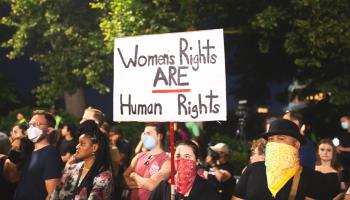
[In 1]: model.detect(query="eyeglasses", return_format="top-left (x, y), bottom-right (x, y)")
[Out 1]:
top-left (28, 121), bottom-right (47, 127)
top-left (144, 155), bottom-right (153, 166)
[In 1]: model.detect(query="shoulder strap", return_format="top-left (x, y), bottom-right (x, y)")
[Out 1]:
top-left (288, 167), bottom-right (303, 200)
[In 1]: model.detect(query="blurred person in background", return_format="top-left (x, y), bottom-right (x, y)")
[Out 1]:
top-left (50, 120), bottom-right (113, 200)
top-left (265, 117), bottom-right (278, 132)
top-left (80, 107), bottom-right (105, 127)
top-left (9, 123), bottom-right (28, 143)
top-left (283, 111), bottom-right (316, 169)
top-left (249, 138), bottom-right (266, 164)
top-left (337, 114), bottom-right (350, 183)
top-left (49, 106), bottom-right (63, 130)
top-left (100, 122), bottom-right (110, 135)
top-left (315, 139), bottom-right (347, 199)
top-left (1, 136), bottom-right (34, 200)
top-left (204, 143), bottom-right (235, 200)
top-left (174, 122), bottom-right (191, 142)
top-left (149, 140), bottom-right (220, 200)
top-left (0, 131), bottom-right (11, 155)
top-left (16, 112), bottom-right (26, 125)
top-left (124, 122), bottom-right (170, 200)
top-left (109, 127), bottom-right (132, 168)
top-left (109, 127), bottom-right (132, 199)
top-left (241, 138), bottom-right (266, 174)
top-left (185, 122), bottom-right (201, 137)
top-left (59, 123), bottom-right (77, 164)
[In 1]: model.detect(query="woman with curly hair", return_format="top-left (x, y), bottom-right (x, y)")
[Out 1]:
top-left (50, 120), bottom-right (113, 200)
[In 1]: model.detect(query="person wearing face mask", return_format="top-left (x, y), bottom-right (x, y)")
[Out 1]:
top-left (14, 110), bottom-right (63, 200)
top-left (0, 137), bottom-right (34, 200)
top-left (233, 119), bottom-right (331, 200)
top-left (337, 115), bottom-right (350, 182)
top-left (149, 140), bottom-right (220, 200)
top-left (123, 122), bottom-right (170, 200)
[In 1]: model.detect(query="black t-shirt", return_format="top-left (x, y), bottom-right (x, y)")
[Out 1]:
top-left (14, 145), bottom-right (63, 200)
top-left (234, 161), bottom-right (331, 200)
top-left (149, 175), bottom-right (221, 200)
top-left (339, 132), bottom-right (350, 148)
top-left (339, 132), bottom-right (350, 160)
top-left (59, 138), bottom-right (76, 156)
top-left (207, 162), bottom-right (235, 200)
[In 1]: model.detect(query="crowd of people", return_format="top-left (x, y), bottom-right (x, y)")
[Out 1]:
top-left (1, 108), bottom-right (350, 199)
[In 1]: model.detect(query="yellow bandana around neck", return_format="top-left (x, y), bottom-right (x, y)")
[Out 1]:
top-left (265, 142), bottom-right (300, 197)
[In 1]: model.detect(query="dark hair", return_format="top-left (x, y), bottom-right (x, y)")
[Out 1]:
top-left (32, 110), bottom-right (56, 128)
top-left (176, 140), bottom-right (199, 160)
top-left (18, 123), bottom-right (28, 132)
top-left (287, 111), bottom-right (304, 126)
top-left (62, 123), bottom-right (77, 137)
top-left (145, 122), bottom-right (166, 145)
top-left (12, 137), bottom-right (34, 170)
top-left (76, 120), bottom-right (111, 196)
top-left (100, 122), bottom-right (110, 133)
top-left (109, 127), bottom-right (123, 136)
top-left (316, 139), bottom-right (342, 171)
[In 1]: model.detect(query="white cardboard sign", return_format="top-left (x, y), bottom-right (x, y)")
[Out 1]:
top-left (113, 29), bottom-right (226, 122)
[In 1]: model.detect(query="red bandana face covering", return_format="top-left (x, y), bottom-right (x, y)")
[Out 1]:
top-left (175, 158), bottom-right (197, 196)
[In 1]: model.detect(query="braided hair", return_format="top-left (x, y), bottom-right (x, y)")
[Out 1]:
top-left (75, 120), bottom-right (111, 196)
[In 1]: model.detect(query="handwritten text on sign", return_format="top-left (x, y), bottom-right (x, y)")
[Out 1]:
top-left (113, 29), bottom-right (226, 122)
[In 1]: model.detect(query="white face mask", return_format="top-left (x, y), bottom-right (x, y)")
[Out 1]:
top-left (27, 126), bottom-right (44, 143)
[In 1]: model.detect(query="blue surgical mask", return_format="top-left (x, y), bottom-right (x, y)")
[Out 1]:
top-left (341, 122), bottom-right (349, 130)
top-left (143, 135), bottom-right (157, 150)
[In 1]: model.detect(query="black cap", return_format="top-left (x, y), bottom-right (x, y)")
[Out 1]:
top-left (263, 119), bottom-right (305, 144)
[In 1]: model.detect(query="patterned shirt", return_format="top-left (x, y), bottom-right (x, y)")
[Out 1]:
top-left (50, 161), bottom-right (113, 200)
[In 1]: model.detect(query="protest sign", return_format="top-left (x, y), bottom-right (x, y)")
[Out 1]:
top-left (114, 29), bottom-right (226, 122)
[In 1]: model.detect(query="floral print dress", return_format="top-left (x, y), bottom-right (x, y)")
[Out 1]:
top-left (50, 161), bottom-right (113, 200)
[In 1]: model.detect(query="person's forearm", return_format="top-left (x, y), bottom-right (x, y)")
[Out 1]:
top-left (341, 147), bottom-right (350, 152)
top-left (213, 168), bottom-right (224, 182)
top-left (131, 172), bottom-right (158, 191)
top-left (124, 176), bottom-right (138, 188)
